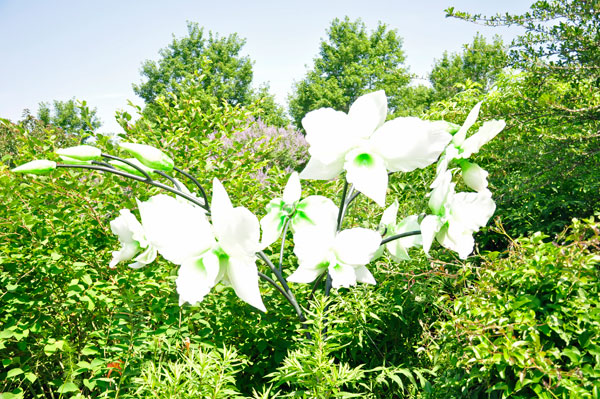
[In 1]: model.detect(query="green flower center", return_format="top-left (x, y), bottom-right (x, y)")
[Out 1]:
top-left (354, 153), bottom-right (374, 167)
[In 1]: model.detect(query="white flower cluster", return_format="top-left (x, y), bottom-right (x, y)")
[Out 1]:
top-left (104, 91), bottom-right (504, 311)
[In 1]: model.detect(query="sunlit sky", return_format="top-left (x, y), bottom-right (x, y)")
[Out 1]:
top-left (0, 0), bottom-right (531, 133)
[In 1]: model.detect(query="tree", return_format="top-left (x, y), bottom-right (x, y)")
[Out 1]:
top-left (288, 17), bottom-right (411, 127)
top-left (133, 22), bottom-right (253, 112)
top-left (440, 0), bottom-right (600, 239)
top-left (37, 98), bottom-right (101, 134)
top-left (429, 34), bottom-right (507, 101)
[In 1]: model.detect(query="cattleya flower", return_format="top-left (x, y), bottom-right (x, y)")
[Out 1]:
top-left (109, 209), bottom-right (157, 269)
top-left (440, 102), bottom-right (506, 192)
top-left (137, 179), bottom-right (265, 311)
top-left (376, 200), bottom-right (422, 261)
top-left (420, 170), bottom-right (495, 259)
top-left (260, 172), bottom-right (338, 247)
top-left (288, 218), bottom-right (381, 289)
top-left (300, 90), bottom-right (452, 206)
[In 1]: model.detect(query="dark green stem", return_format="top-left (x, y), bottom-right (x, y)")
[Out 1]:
top-left (56, 164), bottom-right (208, 210)
top-left (380, 230), bottom-right (421, 245)
top-left (101, 153), bottom-right (153, 181)
top-left (278, 217), bottom-right (291, 273)
top-left (155, 171), bottom-right (182, 191)
top-left (173, 166), bottom-right (209, 208)
top-left (257, 251), bottom-right (305, 322)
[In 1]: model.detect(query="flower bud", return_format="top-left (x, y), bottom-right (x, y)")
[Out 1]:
top-left (56, 145), bottom-right (101, 161)
top-left (119, 142), bottom-right (174, 171)
top-left (12, 160), bottom-right (56, 175)
top-left (58, 155), bottom-right (92, 165)
top-left (109, 158), bottom-right (156, 177)
top-left (460, 161), bottom-right (489, 192)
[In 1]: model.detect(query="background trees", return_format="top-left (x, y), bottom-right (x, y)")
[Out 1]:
top-left (288, 17), bottom-right (411, 127)
top-left (429, 33), bottom-right (507, 101)
top-left (37, 98), bottom-right (101, 134)
top-left (133, 22), bottom-right (253, 116)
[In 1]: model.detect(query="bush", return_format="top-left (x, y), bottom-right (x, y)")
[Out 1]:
top-left (427, 217), bottom-right (600, 398)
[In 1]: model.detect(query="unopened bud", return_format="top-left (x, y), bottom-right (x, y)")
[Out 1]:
top-left (119, 142), bottom-right (174, 171)
top-left (56, 145), bottom-right (101, 161)
top-left (12, 160), bottom-right (56, 175)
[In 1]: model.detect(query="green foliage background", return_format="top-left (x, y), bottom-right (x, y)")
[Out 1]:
top-left (2, 1), bottom-right (600, 397)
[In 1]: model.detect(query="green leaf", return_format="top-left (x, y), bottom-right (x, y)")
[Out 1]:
top-left (57, 382), bottom-right (79, 393)
top-left (7, 367), bottom-right (24, 378)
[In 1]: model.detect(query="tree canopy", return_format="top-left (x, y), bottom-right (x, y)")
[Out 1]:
top-left (133, 22), bottom-right (254, 110)
top-left (288, 17), bottom-right (411, 127)
top-left (429, 33), bottom-right (507, 101)
top-left (37, 98), bottom-right (101, 134)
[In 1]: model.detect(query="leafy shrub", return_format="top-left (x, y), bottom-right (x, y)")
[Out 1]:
top-left (427, 217), bottom-right (600, 398)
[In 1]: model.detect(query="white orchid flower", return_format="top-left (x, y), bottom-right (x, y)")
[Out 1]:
top-left (260, 172), bottom-right (338, 247)
top-left (109, 209), bottom-right (157, 269)
top-left (300, 90), bottom-right (452, 206)
top-left (420, 170), bottom-right (496, 259)
top-left (288, 217), bottom-right (381, 289)
top-left (440, 102), bottom-right (505, 192)
top-left (376, 200), bottom-right (422, 261)
top-left (137, 180), bottom-right (266, 312)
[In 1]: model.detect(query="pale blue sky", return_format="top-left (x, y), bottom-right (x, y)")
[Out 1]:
top-left (0, 0), bottom-right (531, 133)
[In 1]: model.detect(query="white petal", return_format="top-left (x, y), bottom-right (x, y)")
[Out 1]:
top-left (260, 208), bottom-right (286, 248)
top-left (371, 118), bottom-right (452, 172)
top-left (354, 265), bottom-right (376, 285)
top-left (287, 264), bottom-right (327, 284)
top-left (292, 195), bottom-right (338, 233)
top-left (437, 224), bottom-right (475, 259)
top-left (293, 226), bottom-right (335, 267)
top-left (176, 251), bottom-right (220, 305)
top-left (447, 191), bottom-right (495, 232)
top-left (461, 161), bottom-right (489, 192)
top-left (460, 120), bottom-right (506, 158)
top-left (226, 256), bottom-right (266, 312)
top-left (385, 215), bottom-right (422, 261)
top-left (334, 228), bottom-right (381, 267)
top-left (380, 200), bottom-right (399, 229)
top-left (420, 215), bottom-right (443, 256)
top-left (344, 149), bottom-right (388, 207)
top-left (428, 170), bottom-right (454, 215)
top-left (453, 102), bottom-right (482, 145)
top-left (347, 90), bottom-right (388, 139)
top-left (138, 195), bottom-right (214, 264)
top-left (129, 245), bottom-right (157, 269)
top-left (212, 178), bottom-right (261, 257)
top-left (302, 108), bottom-right (355, 165)
top-left (299, 156), bottom-right (345, 180)
top-left (282, 172), bottom-right (302, 204)
top-left (329, 263), bottom-right (357, 289)
top-left (110, 242), bottom-right (139, 268)
top-left (110, 209), bottom-right (142, 244)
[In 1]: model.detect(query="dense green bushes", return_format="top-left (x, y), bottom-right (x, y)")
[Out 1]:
top-left (426, 217), bottom-right (600, 398)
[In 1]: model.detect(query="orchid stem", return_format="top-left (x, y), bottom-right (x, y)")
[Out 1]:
top-left (55, 164), bottom-right (209, 210)
top-left (173, 166), bottom-right (209, 208)
top-left (257, 251), bottom-right (305, 323)
top-left (101, 153), bottom-right (153, 181)
top-left (326, 179), bottom-right (350, 295)
top-left (155, 171), bottom-right (182, 191)
top-left (278, 217), bottom-right (291, 274)
top-left (380, 230), bottom-right (421, 245)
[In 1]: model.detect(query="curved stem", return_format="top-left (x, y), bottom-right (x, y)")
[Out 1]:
top-left (173, 166), bottom-right (209, 208)
top-left (258, 272), bottom-right (293, 304)
top-left (380, 230), bottom-right (421, 245)
top-left (56, 164), bottom-right (208, 210)
top-left (155, 171), bottom-right (182, 191)
top-left (257, 251), bottom-right (305, 322)
top-left (101, 153), bottom-right (153, 181)
top-left (309, 272), bottom-right (326, 301)
top-left (278, 217), bottom-right (291, 274)
top-left (336, 180), bottom-right (349, 231)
